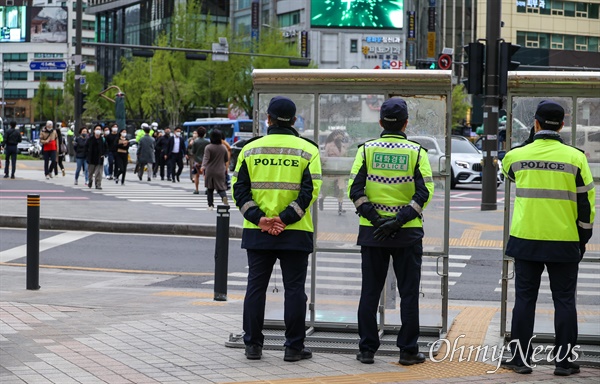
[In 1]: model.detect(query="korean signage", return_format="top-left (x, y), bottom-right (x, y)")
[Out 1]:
top-left (365, 36), bottom-right (401, 44)
top-left (428, 7), bottom-right (436, 32)
top-left (300, 31), bottom-right (308, 58)
top-left (516, 0), bottom-right (546, 7)
top-left (408, 11), bottom-right (416, 40)
top-left (427, 31), bottom-right (436, 58)
top-left (251, 0), bottom-right (259, 29)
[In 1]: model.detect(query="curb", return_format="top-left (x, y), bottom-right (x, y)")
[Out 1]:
top-left (0, 215), bottom-right (244, 238)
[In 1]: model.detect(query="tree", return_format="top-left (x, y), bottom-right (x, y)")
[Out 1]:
top-left (32, 78), bottom-right (61, 122)
top-left (452, 84), bottom-right (471, 128)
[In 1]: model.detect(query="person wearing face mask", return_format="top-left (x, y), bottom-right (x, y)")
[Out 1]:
top-left (102, 127), bottom-right (112, 180)
top-left (166, 126), bottom-right (185, 183)
top-left (73, 127), bottom-right (89, 185)
top-left (114, 128), bottom-right (130, 185)
top-left (137, 124), bottom-right (156, 182)
top-left (39, 120), bottom-right (58, 179)
top-left (106, 123), bottom-right (119, 180)
top-left (162, 127), bottom-right (172, 180)
top-left (85, 124), bottom-right (108, 189)
top-left (187, 130), bottom-right (199, 182)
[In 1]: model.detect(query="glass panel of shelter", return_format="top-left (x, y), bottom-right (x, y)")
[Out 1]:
top-left (256, 92), bottom-right (448, 329)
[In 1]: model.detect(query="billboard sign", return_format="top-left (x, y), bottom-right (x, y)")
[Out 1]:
top-left (30, 6), bottom-right (67, 43)
top-left (0, 6), bottom-right (27, 42)
top-left (311, 0), bottom-right (404, 29)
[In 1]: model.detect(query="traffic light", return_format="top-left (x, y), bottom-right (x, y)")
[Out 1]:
top-left (416, 59), bottom-right (437, 69)
top-left (185, 53), bottom-right (207, 61)
top-left (289, 58), bottom-right (311, 67)
top-left (132, 50), bottom-right (154, 58)
top-left (498, 42), bottom-right (520, 96)
top-left (463, 42), bottom-right (485, 95)
top-left (79, 92), bottom-right (87, 116)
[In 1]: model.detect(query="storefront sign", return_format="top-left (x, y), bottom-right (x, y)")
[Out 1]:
top-left (408, 11), bottom-right (416, 40)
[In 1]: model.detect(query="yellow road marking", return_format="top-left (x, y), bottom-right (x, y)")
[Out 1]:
top-left (0, 262), bottom-right (213, 276)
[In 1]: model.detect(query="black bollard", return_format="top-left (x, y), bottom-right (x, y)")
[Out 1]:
top-left (214, 205), bottom-right (230, 301)
top-left (26, 194), bottom-right (40, 290)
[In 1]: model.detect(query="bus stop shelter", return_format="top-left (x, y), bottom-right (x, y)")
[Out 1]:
top-left (226, 69), bottom-right (454, 356)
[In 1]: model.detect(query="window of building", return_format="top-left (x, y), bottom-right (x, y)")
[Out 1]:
top-left (525, 32), bottom-right (540, 48)
top-left (278, 11), bottom-right (300, 27)
top-left (551, 34), bottom-right (564, 49)
top-left (590, 3), bottom-right (599, 18)
top-left (237, 0), bottom-right (251, 10)
top-left (564, 35), bottom-right (575, 50)
top-left (34, 72), bottom-right (64, 81)
top-left (4, 72), bottom-right (27, 80)
top-left (72, 19), bottom-right (95, 30)
top-left (34, 53), bottom-right (64, 59)
top-left (72, 2), bottom-right (88, 11)
top-left (4, 89), bottom-right (27, 99)
top-left (576, 2), bottom-right (588, 17)
top-left (3, 53), bottom-right (27, 62)
top-left (589, 36), bottom-right (599, 52)
top-left (350, 39), bottom-right (358, 53)
top-left (575, 35), bottom-right (588, 50)
top-left (539, 32), bottom-right (550, 48)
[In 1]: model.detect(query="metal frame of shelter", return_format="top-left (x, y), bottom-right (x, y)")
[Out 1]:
top-left (502, 71), bottom-right (600, 366)
top-left (226, 69), bottom-right (453, 355)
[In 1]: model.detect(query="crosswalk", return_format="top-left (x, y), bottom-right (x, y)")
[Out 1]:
top-left (495, 262), bottom-right (600, 301)
top-left (203, 252), bottom-right (471, 296)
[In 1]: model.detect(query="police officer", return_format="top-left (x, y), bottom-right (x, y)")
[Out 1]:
top-left (501, 100), bottom-right (595, 376)
top-left (232, 96), bottom-right (322, 362)
top-left (348, 98), bottom-right (434, 365)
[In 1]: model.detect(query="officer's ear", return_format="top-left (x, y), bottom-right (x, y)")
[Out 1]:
top-left (401, 120), bottom-right (409, 132)
top-left (291, 117), bottom-right (297, 125)
top-left (379, 119), bottom-right (384, 128)
top-left (556, 122), bottom-right (564, 132)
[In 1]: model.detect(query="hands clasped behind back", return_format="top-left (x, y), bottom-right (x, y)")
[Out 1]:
top-left (258, 216), bottom-right (286, 236)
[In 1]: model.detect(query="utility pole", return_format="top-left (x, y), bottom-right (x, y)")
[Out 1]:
top-left (481, 0), bottom-right (501, 211)
top-left (1, 59), bottom-right (5, 121)
top-left (74, 0), bottom-right (83, 130)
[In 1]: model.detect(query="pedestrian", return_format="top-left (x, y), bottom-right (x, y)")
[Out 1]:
top-left (320, 130), bottom-right (348, 214)
top-left (107, 123), bottom-right (119, 179)
top-left (187, 130), bottom-right (198, 181)
top-left (221, 137), bottom-right (232, 189)
top-left (102, 126), bottom-right (112, 179)
top-left (137, 124), bottom-right (155, 182)
top-left (191, 127), bottom-right (209, 194)
top-left (162, 127), bottom-right (172, 180)
top-left (167, 126), bottom-right (185, 182)
top-left (114, 128), bottom-right (129, 185)
top-left (39, 120), bottom-right (58, 179)
top-left (85, 124), bottom-right (107, 189)
top-left (3, 121), bottom-right (22, 179)
top-left (348, 98), bottom-right (434, 366)
top-left (201, 129), bottom-right (229, 209)
top-left (232, 96), bottom-right (322, 362)
top-left (501, 100), bottom-right (595, 376)
top-left (53, 127), bottom-right (67, 177)
top-left (73, 127), bottom-right (89, 185)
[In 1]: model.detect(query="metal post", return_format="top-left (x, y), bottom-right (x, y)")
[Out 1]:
top-left (214, 205), bottom-right (230, 301)
top-left (74, 0), bottom-right (83, 130)
top-left (26, 194), bottom-right (40, 290)
top-left (481, 0), bottom-right (501, 211)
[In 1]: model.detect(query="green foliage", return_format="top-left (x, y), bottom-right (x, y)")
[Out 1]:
top-left (452, 84), bottom-right (471, 127)
top-left (31, 78), bottom-right (63, 122)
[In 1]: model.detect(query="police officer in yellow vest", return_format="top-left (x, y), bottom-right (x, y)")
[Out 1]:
top-left (501, 100), bottom-right (595, 376)
top-left (348, 98), bottom-right (434, 365)
top-left (232, 96), bottom-right (322, 362)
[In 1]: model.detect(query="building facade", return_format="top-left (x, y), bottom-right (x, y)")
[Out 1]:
top-left (1, 0), bottom-right (96, 124)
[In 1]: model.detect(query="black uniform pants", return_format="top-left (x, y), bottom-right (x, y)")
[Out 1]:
top-left (358, 241), bottom-right (422, 354)
top-left (169, 153), bottom-right (184, 179)
top-left (510, 259), bottom-right (579, 368)
top-left (243, 249), bottom-right (309, 350)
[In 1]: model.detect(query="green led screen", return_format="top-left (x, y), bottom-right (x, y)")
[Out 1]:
top-left (311, 0), bottom-right (404, 29)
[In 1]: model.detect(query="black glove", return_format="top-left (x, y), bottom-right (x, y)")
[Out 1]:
top-left (372, 216), bottom-right (392, 228)
top-left (373, 217), bottom-right (403, 241)
top-left (578, 227), bottom-right (592, 259)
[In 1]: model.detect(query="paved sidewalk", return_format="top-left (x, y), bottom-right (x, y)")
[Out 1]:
top-left (1, 266), bottom-right (599, 384)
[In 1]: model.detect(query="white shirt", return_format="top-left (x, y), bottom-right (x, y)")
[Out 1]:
top-left (173, 137), bottom-right (181, 153)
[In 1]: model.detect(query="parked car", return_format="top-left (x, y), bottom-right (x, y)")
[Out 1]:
top-left (27, 139), bottom-right (42, 158)
top-left (411, 135), bottom-right (503, 189)
top-left (17, 137), bottom-right (33, 155)
top-left (229, 139), bottom-right (247, 171)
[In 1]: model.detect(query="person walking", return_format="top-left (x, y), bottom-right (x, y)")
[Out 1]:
top-left (39, 121), bottom-right (58, 180)
top-left (191, 127), bottom-right (209, 194)
top-left (321, 130), bottom-right (348, 214)
top-left (348, 98), bottom-right (434, 366)
top-left (232, 96), bottom-right (322, 362)
top-left (155, 130), bottom-right (168, 180)
top-left (53, 127), bottom-right (67, 177)
top-left (114, 128), bottom-right (130, 185)
top-left (501, 100), bottom-right (595, 376)
top-left (201, 130), bottom-right (229, 209)
top-left (187, 130), bottom-right (198, 181)
top-left (3, 121), bottom-right (21, 179)
top-left (137, 125), bottom-right (155, 182)
top-left (73, 127), bottom-right (89, 185)
top-left (85, 124), bottom-right (107, 189)
top-left (167, 126), bottom-right (185, 182)
top-left (107, 123), bottom-right (119, 179)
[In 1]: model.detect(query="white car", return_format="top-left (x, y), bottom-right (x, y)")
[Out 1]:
top-left (411, 135), bottom-right (503, 189)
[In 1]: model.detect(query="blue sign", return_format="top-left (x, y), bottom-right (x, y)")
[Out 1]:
top-left (29, 61), bottom-right (67, 71)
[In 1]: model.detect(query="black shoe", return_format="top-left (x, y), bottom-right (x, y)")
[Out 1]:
top-left (147, 177), bottom-right (151, 181)
top-left (161, 177), bottom-right (164, 181)
top-left (554, 362), bottom-right (580, 376)
top-left (115, 179), bottom-right (119, 184)
top-left (95, 186), bottom-right (102, 190)
top-left (356, 350), bottom-right (375, 364)
top-left (167, 177), bottom-right (172, 181)
top-left (399, 351), bottom-right (426, 366)
top-left (121, 180), bottom-right (124, 185)
top-left (3, 174), bottom-right (8, 178)
top-left (88, 181), bottom-right (92, 188)
top-left (138, 174), bottom-right (142, 181)
top-left (500, 359), bottom-right (533, 374)
top-left (176, 175), bottom-right (180, 182)
top-left (283, 347), bottom-right (312, 362)
top-left (244, 345), bottom-right (262, 360)
top-left (10, 175), bottom-right (15, 179)
top-left (172, 178), bottom-right (176, 183)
